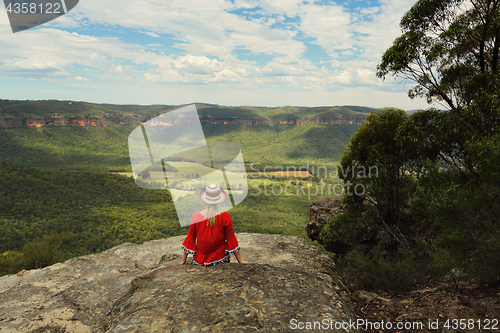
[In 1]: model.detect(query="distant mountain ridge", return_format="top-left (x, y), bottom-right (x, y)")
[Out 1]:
top-left (0, 99), bottom-right (375, 171)
top-left (0, 99), bottom-right (379, 128)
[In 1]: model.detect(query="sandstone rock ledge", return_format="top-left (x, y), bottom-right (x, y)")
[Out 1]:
top-left (0, 233), bottom-right (358, 333)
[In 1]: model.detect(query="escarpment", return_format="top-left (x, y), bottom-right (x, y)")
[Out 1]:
top-left (0, 233), bottom-right (359, 332)
top-left (0, 115), bottom-right (367, 128)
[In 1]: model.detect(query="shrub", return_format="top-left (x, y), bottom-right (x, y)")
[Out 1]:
top-left (340, 234), bottom-right (431, 291)
top-left (22, 234), bottom-right (62, 270)
top-left (0, 250), bottom-right (24, 275)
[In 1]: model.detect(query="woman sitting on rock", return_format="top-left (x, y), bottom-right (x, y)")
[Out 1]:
top-left (180, 183), bottom-right (248, 266)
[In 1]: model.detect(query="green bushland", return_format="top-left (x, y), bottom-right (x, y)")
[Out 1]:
top-left (0, 100), bottom-right (375, 126)
top-left (0, 123), bottom-right (358, 172)
top-left (197, 104), bottom-right (376, 123)
top-left (0, 99), bottom-right (176, 120)
top-left (0, 160), bottom-right (180, 274)
top-left (203, 123), bottom-right (360, 166)
top-left (0, 126), bottom-right (135, 171)
top-left (0, 160), bottom-right (333, 276)
top-left (321, 109), bottom-right (500, 291)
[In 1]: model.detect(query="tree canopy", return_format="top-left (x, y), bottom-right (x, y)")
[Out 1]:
top-left (377, 0), bottom-right (500, 116)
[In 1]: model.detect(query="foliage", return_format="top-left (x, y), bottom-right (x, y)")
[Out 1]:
top-left (22, 233), bottom-right (64, 270)
top-left (0, 122), bottom-right (361, 172)
top-left (0, 159), bottom-right (180, 275)
top-left (204, 123), bottom-right (361, 166)
top-left (0, 251), bottom-right (24, 275)
top-left (322, 0), bottom-right (500, 290)
top-left (377, 0), bottom-right (500, 114)
top-left (0, 125), bottom-right (136, 172)
top-left (328, 108), bottom-right (500, 287)
top-left (340, 235), bottom-right (431, 291)
top-left (407, 134), bottom-right (500, 283)
top-left (339, 108), bottom-right (417, 227)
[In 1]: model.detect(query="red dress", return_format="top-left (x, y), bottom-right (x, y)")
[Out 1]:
top-left (180, 211), bottom-right (240, 266)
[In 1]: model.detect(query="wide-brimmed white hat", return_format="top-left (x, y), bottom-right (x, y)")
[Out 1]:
top-left (199, 183), bottom-right (227, 205)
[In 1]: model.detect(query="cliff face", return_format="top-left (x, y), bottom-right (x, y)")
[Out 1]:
top-left (306, 196), bottom-right (345, 243)
top-left (200, 117), bottom-right (367, 126)
top-left (0, 115), bottom-right (143, 128)
top-left (0, 233), bottom-right (359, 333)
top-left (0, 115), bottom-right (366, 128)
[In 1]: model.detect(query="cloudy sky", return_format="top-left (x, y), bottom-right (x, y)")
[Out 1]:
top-left (0, 0), bottom-right (430, 109)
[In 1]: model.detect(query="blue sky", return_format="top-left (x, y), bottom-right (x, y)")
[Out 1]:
top-left (0, 0), bottom-right (430, 109)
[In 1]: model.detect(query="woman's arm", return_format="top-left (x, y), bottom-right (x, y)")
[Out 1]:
top-left (180, 213), bottom-right (198, 264)
top-left (180, 251), bottom-right (188, 264)
top-left (223, 212), bottom-right (247, 263)
top-left (234, 251), bottom-right (248, 264)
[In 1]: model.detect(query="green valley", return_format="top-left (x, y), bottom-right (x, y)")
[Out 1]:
top-left (0, 100), bottom-right (364, 276)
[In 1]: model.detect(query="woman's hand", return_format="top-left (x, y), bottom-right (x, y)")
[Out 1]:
top-left (238, 260), bottom-right (249, 264)
top-left (180, 260), bottom-right (186, 265)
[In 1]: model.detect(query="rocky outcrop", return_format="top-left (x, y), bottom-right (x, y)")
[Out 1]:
top-left (306, 197), bottom-right (380, 255)
top-left (23, 116), bottom-right (142, 128)
top-left (0, 233), bottom-right (359, 333)
top-left (306, 196), bottom-right (345, 243)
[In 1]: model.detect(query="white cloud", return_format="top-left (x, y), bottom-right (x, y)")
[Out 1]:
top-left (0, 0), bottom-right (429, 110)
top-left (350, 0), bottom-right (417, 61)
top-left (113, 65), bottom-right (123, 73)
top-left (0, 28), bottom-right (159, 83)
top-left (332, 70), bottom-right (353, 84)
top-left (140, 31), bottom-right (161, 38)
top-left (262, 55), bottom-right (318, 76)
top-left (51, 0), bottom-right (305, 58)
top-left (299, 3), bottom-right (353, 55)
top-left (12, 58), bottom-right (59, 70)
top-left (75, 76), bottom-right (89, 81)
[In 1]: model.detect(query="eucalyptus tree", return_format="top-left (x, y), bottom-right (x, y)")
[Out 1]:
top-left (377, 0), bottom-right (500, 114)
top-left (377, 0), bottom-right (500, 176)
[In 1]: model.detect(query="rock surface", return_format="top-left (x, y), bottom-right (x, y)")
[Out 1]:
top-left (305, 196), bottom-right (345, 243)
top-left (0, 233), bottom-right (359, 333)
